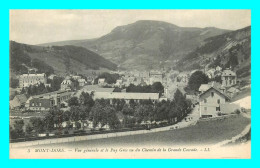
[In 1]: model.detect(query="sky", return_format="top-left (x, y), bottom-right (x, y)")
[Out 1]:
top-left (10, 10), bottom-right (251, 45)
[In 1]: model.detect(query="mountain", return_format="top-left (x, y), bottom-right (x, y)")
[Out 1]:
top-left (177, 26), bottom-right (251, 79)
top-left (10, 41), bottom-right (117, 77)
top-left (40, 20), bottom-right (230, 70)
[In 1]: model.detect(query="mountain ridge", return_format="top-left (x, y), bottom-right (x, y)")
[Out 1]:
top-left (39, 20), bottom-right (231, 70)
top-left (10, 41), bottom-right (117, 77)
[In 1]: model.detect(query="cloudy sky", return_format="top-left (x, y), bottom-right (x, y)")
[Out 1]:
top-left (10, 10), bottom-right (251, 45)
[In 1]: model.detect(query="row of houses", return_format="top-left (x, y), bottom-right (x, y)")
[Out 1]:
top-left (98, 70), bottom-right (166, 88)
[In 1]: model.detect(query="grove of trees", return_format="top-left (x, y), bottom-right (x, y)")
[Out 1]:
top-left (187, 71), bottom-right (209, 92)
top-left (94, 72), bottom-right (120, 84)
top-left (10, 90), bottom-right (193, 140)
top-left (126, 82), bottom-right (164, 95)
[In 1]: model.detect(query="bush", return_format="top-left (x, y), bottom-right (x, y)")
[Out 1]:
top-left (99, 128), bottom-right (105, 131)
top-left (234, 109), bottom-right (241, 114)
top-left (55, 131), bottom-right (62, 136)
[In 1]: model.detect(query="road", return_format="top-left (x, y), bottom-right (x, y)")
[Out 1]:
top-left (32, 114), bottom-right (250, 148)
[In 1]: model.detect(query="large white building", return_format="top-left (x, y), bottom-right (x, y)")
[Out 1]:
top-left (19, 73), bottom-right (47, 88)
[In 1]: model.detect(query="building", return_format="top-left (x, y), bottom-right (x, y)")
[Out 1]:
top-left (71, 75), bottom-right (81, 80)
top-left (60, 78), bottom-right (74, 91)
top-left (74, 85), bottom-right (115, 98)
top-left (199, 87), bottom-right (231, 118)
top-left (149, 71), bottom-right (163, 85)
top-left (48, 74), bottom-right (56, 80)
top-left (9, 94), bottom-right (28, 110)
top-left (199, 84), bottom-right (211, 93)
top-left (115, 79), bottom-right (123, 87)
top-left (28, 98), bottom-right (54, 111)
top-left (216, 66), bottom-right (222, 71)
top-left (226, 87), bottom-right (240, 98)
top-left (19, 73), bottom-right (47, 88)
top-left (199, 82), bottom-right (225, 94)
top-left (78, 79), bottom-right (86, 87)
top-left (93, 92), bottom-right (160, 104)
top-left (205, 69), bottom-right (216, 79)
top-left (221, 69), bottom-right (237, 87)
top-left (98, 78), bottom-right (106, 86)
top-left (26, 90), bottom-right (74, 111)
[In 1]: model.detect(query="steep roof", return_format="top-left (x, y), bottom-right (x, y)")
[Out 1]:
top-left (199, 84), bottom-right (210, 92)
top-left (14, 94), bottom-right (27, 104)
top-left (61, 79), bottom-right (72, 85)
top-left (199, 87), bottom-right (230, 100)
top-left (199, 82), bottom-right (223, 92)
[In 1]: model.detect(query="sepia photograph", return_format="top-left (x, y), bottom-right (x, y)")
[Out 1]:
top-left (9, 9), bottom-right (251, 159)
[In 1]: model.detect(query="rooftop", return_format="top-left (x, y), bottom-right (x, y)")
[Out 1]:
top-left (20, 73), bottom-right (46, 77)
top-left (222, 69), bottom-right (236, 77)
top-left (94, 92), bottom-right (159, 100)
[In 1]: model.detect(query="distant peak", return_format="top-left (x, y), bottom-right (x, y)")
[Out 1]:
top-left (134, 20), bottom-right (178, 26)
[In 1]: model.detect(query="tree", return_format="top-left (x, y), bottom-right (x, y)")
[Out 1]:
top-left (13, 120), bottom-right (25, 138)
top-left (25, 124), bottom-right (33, 135)
top-left (89, 102), bottom-right (104, 128)
top-left (68, 97), bottom-right (79, 107)
top-left (75, 121), bottom-right (81, 130)
top-left (168, 100), bottom-right (177, 123)
top-left (29, 117), bottom-right (45, 135)
top-left (44, 112), bottom-right (55, 132)
top-left (94, 72), bottom-right (120, 84)
top-left (70, 106), bottom-right (81, 122)
top-left (122, 116), bottom-right (136, 128)
top-left (10, 78), bottom-right (19, 88)
top-left (105, 106), bottom-right (120, 129)
top-left (121, 104), bottom-right (134, 116)
top-left (154, 101), bottom-right (169, 122)
top-left (174, 89), bottom-right (185, 118)
top-left (151, 82), bottom-right (164, 95)
top-left (188, 71), bottom-right (209, 91)
top-left (63, 110), bottom-right (71, 122)
top-left (79, 91), bottom-right (94, 107)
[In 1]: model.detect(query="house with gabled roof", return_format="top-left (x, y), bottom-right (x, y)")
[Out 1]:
top-left (199, 87), bottom-right (231, 118)
top-left (10, 94), bottom-right (28, 110)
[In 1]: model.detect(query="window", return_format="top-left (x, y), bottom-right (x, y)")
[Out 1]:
top-left (32, 103), bottom-right (34, 106)
top-left (204, 107), bottom-right (207, 111)
top-left (211, 92), bottom-right (214, 97)
top-left (216, 106), bottom-right (220, 111)
top-left (39, 103), bottom-right (41, 106)
top-left (217, 99), bottom-right (220, 104)
top-left (204, 99), bottom-right (207, 103)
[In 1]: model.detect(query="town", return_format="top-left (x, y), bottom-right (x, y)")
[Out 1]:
top-left (9, 64), bottom-right (250, 142)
